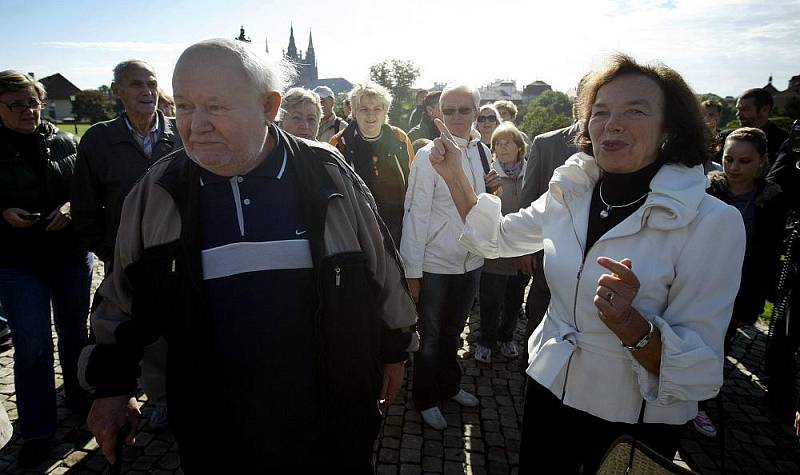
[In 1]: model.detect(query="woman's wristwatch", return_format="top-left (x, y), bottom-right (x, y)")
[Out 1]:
top-left (623, 319), bottom-right (655, 352)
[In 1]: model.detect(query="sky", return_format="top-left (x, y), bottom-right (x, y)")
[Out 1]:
top-left (2, 0), bottom-right (799, 98)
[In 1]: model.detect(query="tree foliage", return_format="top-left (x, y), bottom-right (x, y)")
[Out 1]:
top-left (369, 59), bottom-right (421, 128)
top-left (72, 89), bottom-right (114, 123)
top-left (519, 105), bottom-right (573, 139)
top-left (518, 91), bottom-right (574, 139)
top-left (530, 90), bottom-right (573, 118)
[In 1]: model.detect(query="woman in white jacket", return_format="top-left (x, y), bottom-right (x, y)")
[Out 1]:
top-left (426, 55), bottom-right (746, 473)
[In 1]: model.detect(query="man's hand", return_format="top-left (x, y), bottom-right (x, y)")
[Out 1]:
top-left (45, 202), bottom-right (71, 231)
top-left (2, 208), bottom-right (38, 228)
top-left (516, 254), bottom-right (537, 275)
top-left (86, 396), bottom-right (141, 464)
top-left (406, 278), bottom-right (421, 305)
top-left (379, 362), bottom-right (405, 410)
top-left (484, 169), bottom-right (501, 194)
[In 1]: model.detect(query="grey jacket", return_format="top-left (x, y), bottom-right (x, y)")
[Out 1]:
top-left (519, 122), bottom-right (580, 208)
top-left (483, 159), bottom-right (527, 275)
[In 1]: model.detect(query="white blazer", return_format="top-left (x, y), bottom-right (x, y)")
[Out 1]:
top-left (460, 152), bottom-right (746, 424)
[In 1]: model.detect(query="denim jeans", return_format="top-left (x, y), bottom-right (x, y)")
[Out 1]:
top-left (412, 269), bottom-right (481, 410)
top-left (0, 251), bottom-right (93, 439)
top-left (478, 272), bottom-right (529, 347)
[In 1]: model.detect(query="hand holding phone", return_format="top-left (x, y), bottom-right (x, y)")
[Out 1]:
top-left (2, 208), bottom-right (40, 228)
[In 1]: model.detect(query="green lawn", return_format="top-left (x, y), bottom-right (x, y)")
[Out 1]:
top-left (55, 122), bottom-right (93, 138)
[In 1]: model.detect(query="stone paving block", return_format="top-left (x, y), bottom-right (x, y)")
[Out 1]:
top-left (377, 464), bottom-right (398, 475)
top-left (464, 437), bottom-right (484, 454)
top-left (383, 437), bottom-right (400, 449)
top-left (424, 440), bottom-right (444, 457)
top-left (443, 436), bottom-right (462, 448)
top-left (406, 421), bottom-right (423, 435)
top-left (400, 448), bottom-right (422, 463)
top-left (380, 448), bottom-right (400, 464)
top-left (444, 447), bottom-right (466, 462)
top-left (158, 452), bottom-right (181, 470)
top-left (485, 432), bottom-right (504, 447)
top-left (422, 455), bottom-right (443, 472)
top-left (443, 461), bottom-right (465, 475)
top-left (403, 434), bottom-right (424, 450)
top-left (399, 464), bottom-right (422, 475)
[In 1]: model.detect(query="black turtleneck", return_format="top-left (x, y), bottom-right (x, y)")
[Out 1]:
top-left (585, 159), bottom-right (663, 254)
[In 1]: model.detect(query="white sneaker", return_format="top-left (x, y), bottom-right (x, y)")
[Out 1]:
top-left (451, 389), bottom-right (479, 407)
top-left (474, 344), bottom-right (492, 363)
top-left (500, 341), bottom-right (519, 358)
top-left (421, 407), bottom-right (447, 430)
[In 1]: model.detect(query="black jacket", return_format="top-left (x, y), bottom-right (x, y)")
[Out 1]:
top-left (71, 112), bottom-right (180, 262)
top-left (707, 173), bottom-right (789, 324)
top-left (80, 128), bottom-right (417, 471)
top-left (0, 121), bottom-right (81, 268)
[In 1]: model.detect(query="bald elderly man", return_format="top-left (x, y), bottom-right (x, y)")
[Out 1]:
top-left (79, 39), bottom-right (418, 473)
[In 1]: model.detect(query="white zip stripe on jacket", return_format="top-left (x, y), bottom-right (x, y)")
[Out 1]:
top-left (400, 128), bottom-right (487, 278)
top-left (459, 152), bottom-right (745, 424)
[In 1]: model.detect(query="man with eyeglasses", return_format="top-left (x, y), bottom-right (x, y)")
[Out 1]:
top-left (71, 60), bottom-right (181, 432)
top-left (400, 83), bottom-right (499, 430)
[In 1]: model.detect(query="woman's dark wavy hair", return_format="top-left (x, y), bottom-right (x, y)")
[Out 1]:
top-left (575, 54), bottom-right (710, 167)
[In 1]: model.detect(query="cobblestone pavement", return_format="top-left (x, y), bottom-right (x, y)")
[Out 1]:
top-left (0, 264), bottom-right (797, 473)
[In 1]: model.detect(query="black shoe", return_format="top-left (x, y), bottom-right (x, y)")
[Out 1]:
top-left (18, 438), bottom-right (51, 468)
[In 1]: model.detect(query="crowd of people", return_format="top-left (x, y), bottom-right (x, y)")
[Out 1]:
top-left (0, 38), bottom-right (798, 473)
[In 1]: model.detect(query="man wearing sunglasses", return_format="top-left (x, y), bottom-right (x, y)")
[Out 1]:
top-left (400, 83), bottom-right (498, 430)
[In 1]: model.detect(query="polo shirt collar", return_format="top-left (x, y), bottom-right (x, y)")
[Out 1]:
top-left (200, 124), bottom-right (286, 184)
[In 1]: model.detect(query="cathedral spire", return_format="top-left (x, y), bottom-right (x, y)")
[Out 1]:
top-left (286, 24), bottom-right (298, 59)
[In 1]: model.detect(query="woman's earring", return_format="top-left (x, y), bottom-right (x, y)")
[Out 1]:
top-left (660, 138), bottom-right (669, 152)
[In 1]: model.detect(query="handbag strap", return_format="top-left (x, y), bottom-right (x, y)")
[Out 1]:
top-left (625, 399), bottom-right (648, 474)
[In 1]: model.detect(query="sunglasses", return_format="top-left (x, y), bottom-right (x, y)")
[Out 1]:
top-left (442, 107), bottom-right (474, 116)
top-left (477, 115), bottom-right (497, 123)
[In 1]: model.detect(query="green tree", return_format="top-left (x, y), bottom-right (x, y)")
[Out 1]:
top-left (519, 105), bottom-right (572, 139)
top-left (369, 59), bottom-right (421, 128)
top-left (72, 89), bottom-right (114, 123)
top-left (530, 90), bottom-right (573, 118)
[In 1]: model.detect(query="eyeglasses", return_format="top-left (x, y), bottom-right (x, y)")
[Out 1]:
top-left (441, 107), bottom-right (474, 116)
top-left (0, 99), bottom-right (46, 113)
top-left (477, 115), bottom-right (497, 123)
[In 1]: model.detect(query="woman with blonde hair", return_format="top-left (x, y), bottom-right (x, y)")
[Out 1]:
top-left (331, 82), bottom-right (413, 245)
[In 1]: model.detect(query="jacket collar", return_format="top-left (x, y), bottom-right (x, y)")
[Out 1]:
top-left (550, 152), bottom-right (707, 232)
top-left (453, 127), bottom-right (482, 149)
top-left (110, 111), bottom-right (177, 147)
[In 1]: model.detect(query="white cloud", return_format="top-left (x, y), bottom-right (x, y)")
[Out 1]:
top-left (38, 41), bottom-right (184, 53)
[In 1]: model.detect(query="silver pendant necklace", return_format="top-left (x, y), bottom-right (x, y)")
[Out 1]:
top-left (598, 181), bottom-right (649, 219)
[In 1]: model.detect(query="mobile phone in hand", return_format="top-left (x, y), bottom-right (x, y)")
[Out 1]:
top-left (20, 212), bottom-right (41, 221)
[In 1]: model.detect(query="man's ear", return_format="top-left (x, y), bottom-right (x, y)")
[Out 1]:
top-left (263, 91), bottom-right (282, 123)
top-left (111, 82), bottom-right (119, 98)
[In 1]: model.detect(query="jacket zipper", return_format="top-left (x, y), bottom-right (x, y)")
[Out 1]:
top-left (334, 266), bottom-right (341, 286)
top-left (561, 199), bottom-right (588, 401)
